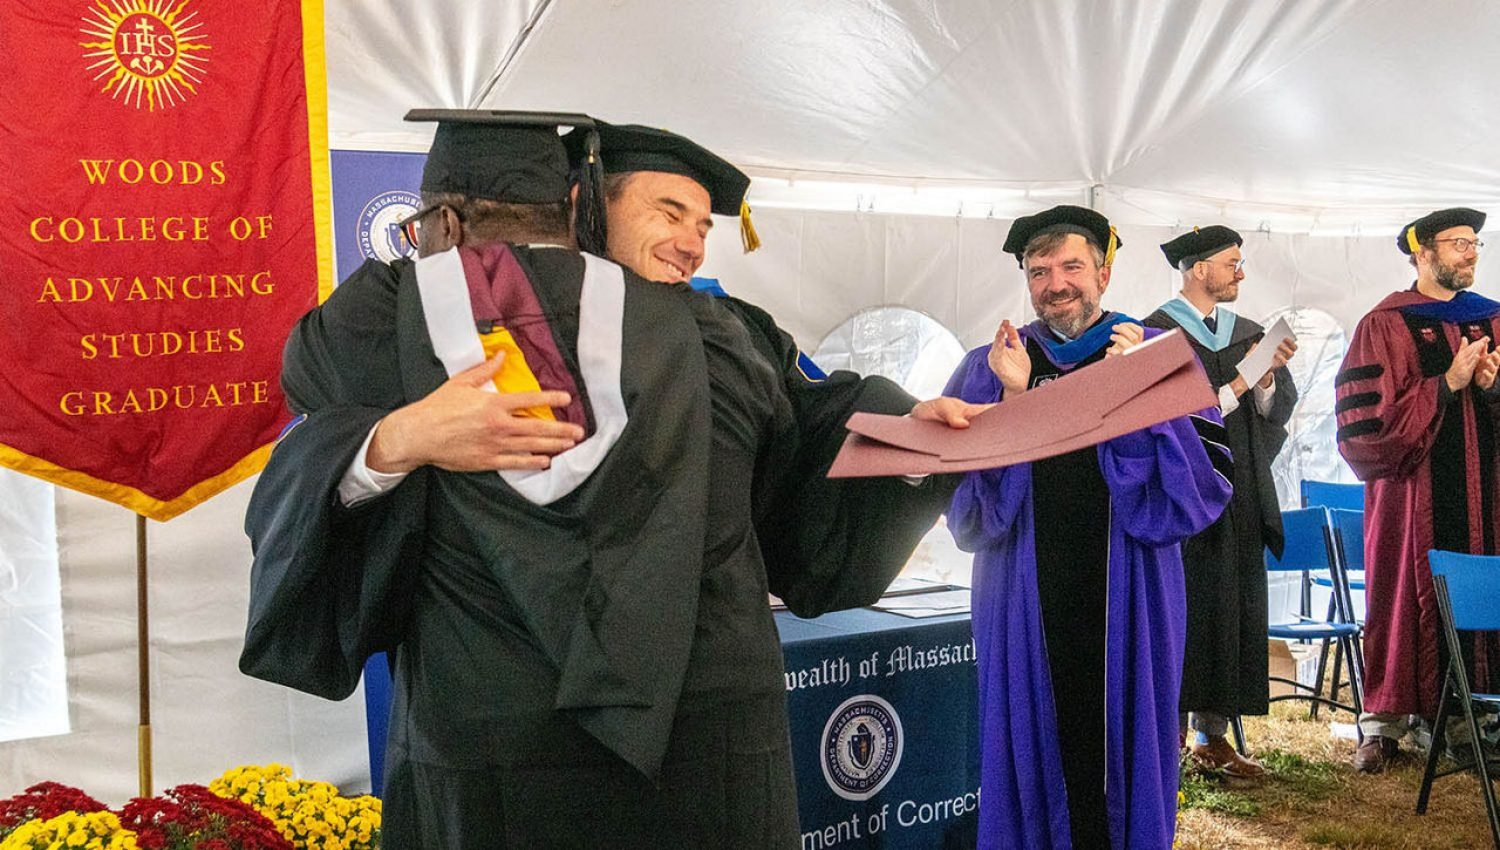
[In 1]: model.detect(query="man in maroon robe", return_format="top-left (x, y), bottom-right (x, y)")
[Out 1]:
top-left (1335, 206), bottom-right (1500, 772)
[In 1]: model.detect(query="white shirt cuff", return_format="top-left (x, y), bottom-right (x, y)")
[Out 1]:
top-left (1252, 376), bottom-right (1276, 416)
top-left (1218, 383), bottom-right (1241, 416)
top-left (337, 421), bottom-right (409, 507)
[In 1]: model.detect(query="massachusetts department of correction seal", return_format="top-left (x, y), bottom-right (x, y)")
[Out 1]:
top-left (357, 189), bottom-right (421, 262)
top-left (820, 694), bottom-right (904, 800)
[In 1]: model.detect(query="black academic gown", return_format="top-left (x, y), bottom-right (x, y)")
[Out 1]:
top-left (240, 248), bottom-right (951, 849)
top-left (1143, 308), bottom-right (1297, 717)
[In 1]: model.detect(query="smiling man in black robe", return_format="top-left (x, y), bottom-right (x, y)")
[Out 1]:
top-left (1144, 225), bottom-right (1297, 777)
top-left (239, 111), bottom-right (980, 848)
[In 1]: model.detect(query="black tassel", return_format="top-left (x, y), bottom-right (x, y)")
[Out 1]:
top-left (574, 129), bottom-right (608, 256)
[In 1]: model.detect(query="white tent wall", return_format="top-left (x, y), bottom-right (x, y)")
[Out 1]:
top-left (0, 482), bottom-right (369, 803)
top-left (0, 471), bottom-right (66, 746)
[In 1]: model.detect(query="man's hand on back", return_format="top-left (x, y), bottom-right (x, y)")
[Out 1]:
top-left (367, 354), bottom-right (584, 473)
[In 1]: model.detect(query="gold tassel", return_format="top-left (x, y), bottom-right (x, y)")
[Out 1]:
top-left (740, 199), bottom-right (761, 253)
top-left (1406, 226), bottom-right (1422, 254)
top-left (1104, 226), bottom-right (1119, 267)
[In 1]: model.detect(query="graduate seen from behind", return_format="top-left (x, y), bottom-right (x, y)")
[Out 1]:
top-left (943, 205), bottom-right (1233, 850)
top-left (1144, 226), bottom-right (1297, 778)
top-left (239, 110), bottom-right (985, 849)
top-left (1335, 207), bottom-right (1500, 773)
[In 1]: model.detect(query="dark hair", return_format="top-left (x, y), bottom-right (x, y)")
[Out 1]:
top-left (422, 191), bottom-right (571, 244)
top-left (602, 172), bottom-right (636, 205)
top-left (1023, 230), bottom-right (1104, 268)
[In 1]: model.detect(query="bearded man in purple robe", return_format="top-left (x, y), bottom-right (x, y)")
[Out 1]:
top-left (944, 205), bottom-right (1232, 849)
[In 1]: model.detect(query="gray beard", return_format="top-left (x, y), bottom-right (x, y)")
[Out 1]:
top-left (1045, 307), bottom-right (1099, 339)
top-left (1434, 263), bottom-right (1474, 292)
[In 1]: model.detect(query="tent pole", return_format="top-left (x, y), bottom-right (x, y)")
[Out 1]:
top-left (136, 513), bottom-right (152, 798)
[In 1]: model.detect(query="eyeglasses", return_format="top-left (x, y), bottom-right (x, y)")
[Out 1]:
top-left (1198, 257), bottom-right (1246, 273)
top-left (395, 203), bottom-right (463, 249)
top-left (1433, 237), bottom-right (1485, 253)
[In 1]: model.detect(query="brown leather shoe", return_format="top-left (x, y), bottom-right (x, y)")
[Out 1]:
top-left (1190, 735), bottom-right (1265, 778)
top-left (1353, 735), bottom-right (1400, 773)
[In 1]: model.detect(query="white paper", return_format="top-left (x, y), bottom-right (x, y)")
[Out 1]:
top-left (882, 576), bottom-right (959, 595)
top-left (871, 589), bottom-right (972, 617)
top-left (1236, 316), bottom-right (1296, 385)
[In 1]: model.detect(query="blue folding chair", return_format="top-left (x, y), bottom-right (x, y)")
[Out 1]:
top-left (1417, 551), bottom-right (1500, 847)
top-left (1313, 508), bottom-right (1367, 716)
top-left (1264, 507), bottom-right (1364, 722)
top-left (1300, 480), bottom-right (1364, 511)
top-left (1299, 481), bottom-right (1365, 619)
top-left (1319, 508), bottom-right (1367, 600)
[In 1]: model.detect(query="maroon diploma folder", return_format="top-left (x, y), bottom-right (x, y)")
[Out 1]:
top-left (828, 330), bottom-right (1217, 477)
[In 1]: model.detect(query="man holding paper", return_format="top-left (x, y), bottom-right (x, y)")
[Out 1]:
top-left (1336, 206), bottom-right (1500, 773)
top-left (1144, 225), bottom-right (1298, 777)
top-left (943, 205), bottom-right (1232, 850)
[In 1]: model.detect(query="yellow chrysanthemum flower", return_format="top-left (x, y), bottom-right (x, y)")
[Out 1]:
top-left (0, 811), bottom-right (137, 850)
top-left (207, 764), bottom-right (383, 850)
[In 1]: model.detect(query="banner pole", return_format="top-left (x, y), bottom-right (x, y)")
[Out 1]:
top-left (136, 513), bottom-right (152, 798)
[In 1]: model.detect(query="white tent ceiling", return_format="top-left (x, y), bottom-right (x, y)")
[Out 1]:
top-left (328, 0), bottom-right (1500, 232)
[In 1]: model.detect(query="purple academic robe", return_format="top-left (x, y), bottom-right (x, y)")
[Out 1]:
top-left (945, 322), bottom-right (1231, 850)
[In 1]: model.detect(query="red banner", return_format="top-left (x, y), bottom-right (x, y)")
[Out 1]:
top-left (0, 0), bottom-right (332, 520)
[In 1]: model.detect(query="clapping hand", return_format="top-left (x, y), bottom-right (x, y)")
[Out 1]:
top-left (1446, 336), bottom-right (1492, 393)
top-left (988, 320), bottom-right (1031, 397)
top-left (1474, 346), bottom-right (1500, 391)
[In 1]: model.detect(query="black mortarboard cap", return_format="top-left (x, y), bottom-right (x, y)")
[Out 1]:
top-left (1002, 205), bottom-right (1121, 268)
top-left (1159, 225), bottom-right (1243, 269)
top-left (405, 109), bottom-right (596, 204)
top-left (564, 121), bottom-right (760, 252)
top-left (1398, 207), bottom-right (1487, 255)
top-left (565, 122), bottom-right (750, 217)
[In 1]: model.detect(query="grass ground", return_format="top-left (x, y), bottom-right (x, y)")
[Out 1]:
top-left (1175, 705), bottom-right (1495, 849)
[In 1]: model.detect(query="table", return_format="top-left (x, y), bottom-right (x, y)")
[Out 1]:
top-left (777, 607), bottom-right (980, 850)
top-left (363, 607), bottom-right (981, 849)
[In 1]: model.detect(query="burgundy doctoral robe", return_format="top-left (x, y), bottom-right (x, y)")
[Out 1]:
top-left (1335, 288), bottom-right (1500, 717)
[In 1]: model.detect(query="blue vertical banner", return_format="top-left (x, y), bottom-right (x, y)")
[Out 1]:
top-left (330, 150), bottom-right (426, 282)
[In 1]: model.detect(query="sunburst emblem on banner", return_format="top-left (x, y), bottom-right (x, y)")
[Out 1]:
top-left (79, 0), bottom-right (210, 111)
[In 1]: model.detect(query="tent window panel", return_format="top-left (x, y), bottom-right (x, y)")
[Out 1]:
top-left (1263, 306), bottom-right (1357, 512)
top-left (812, 306), bottom-right (972, 587)
top-left (0, 469), bottom-right (68, 744)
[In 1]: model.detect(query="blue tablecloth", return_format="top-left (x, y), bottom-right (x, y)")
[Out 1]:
top-left (777, 607), bottom-right (980, 849)
top-left (363, 605), bottom-right (980, 848)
